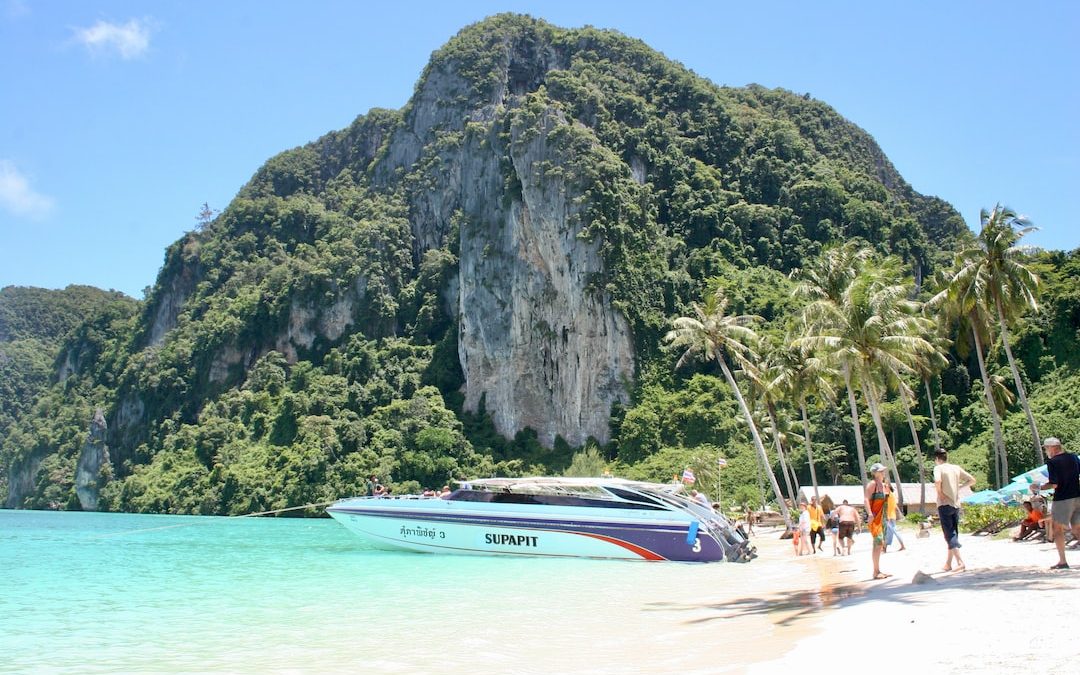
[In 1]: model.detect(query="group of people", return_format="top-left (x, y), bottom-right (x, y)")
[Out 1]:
top-left (791, 478), bottom-right (906, 564)
top-left (841, 449), bottom-right (977, 579)
top-left (788, 436), bottom-right (1080, 578)
top-left (365, 475), bottom-right (452, 499)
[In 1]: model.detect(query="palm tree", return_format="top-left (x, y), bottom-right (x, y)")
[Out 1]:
top-left (955, 205), bottom-right (1042, 463)
top-left (753, 342), bottom-right (801, 507)
top-left (930, 269), bottom-right (1009, 486)
top-left (793, 242), bottom-right (875, 483)
top-left (915, 326), bottom-right (952, 458)
top-left (771, 342), bottom-right (836, 501)
top-left (664, 290), bottom-right (793, 527)
top-left (798, 257), bottom-right (934, 505)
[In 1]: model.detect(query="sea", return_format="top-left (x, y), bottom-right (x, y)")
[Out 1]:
top-left (0, 510), bottom-right (824, 674)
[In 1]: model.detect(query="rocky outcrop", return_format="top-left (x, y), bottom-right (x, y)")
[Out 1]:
top-left (147, 237), bottom-right (202, 347)
top-left (3, 453), bottom-right (42, 509)
top-left (75, 408), bottom-right (111, 510)
top-left (379, 38), bottom-right (635, 447)
top-left (455, 105), bottom-right (634, 446)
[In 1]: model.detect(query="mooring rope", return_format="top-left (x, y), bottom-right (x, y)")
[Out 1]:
top-left (86, 498), bottom-right (340, 540)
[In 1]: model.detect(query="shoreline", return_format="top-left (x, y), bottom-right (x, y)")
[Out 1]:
top-left (747, 524), bottom-right (1080, 673)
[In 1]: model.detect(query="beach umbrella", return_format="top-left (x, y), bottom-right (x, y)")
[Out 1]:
top-left (962, 489), bottom-right (1005, 505)
top-left (998, 481), bottom-right (1036, 499)
top-left (1011, 465), bottom-right (1048, 485)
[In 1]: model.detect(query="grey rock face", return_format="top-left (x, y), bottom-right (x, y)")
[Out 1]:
top-left (75, 408), bottom-right (111, 511)
top-left (385, 46), bottom-right (635, 447)
top-left (457, 107), bottom-right (634, 446)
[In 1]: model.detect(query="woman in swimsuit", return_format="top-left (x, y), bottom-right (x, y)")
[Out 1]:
top-left (865, 462), bottom-right (891, 579)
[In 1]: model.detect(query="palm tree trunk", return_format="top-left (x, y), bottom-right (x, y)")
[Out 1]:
top-left (972, 323), bottom-right (1008, 486)
top-left (898, 384), bottom-right (926, 513)
top-left (921, 377), bottom-right (941, 514)
top-left (995, 295), bottom-right (1042, 465)
top-left (718, 357), bottom-right (793, 528)
top-left (843, 363), bottom-right (868, 482)
top-left (767, 403), bottom-right (798, 506)
top-left (923, 377), bottom-right (942, 455)
top-left (861, 378), bottom-right (905, 509)
top-left (800, 401), bottom-right (820, 500)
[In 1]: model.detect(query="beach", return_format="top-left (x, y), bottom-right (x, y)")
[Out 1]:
top-left (743, 523), bottom-right (1080, 674)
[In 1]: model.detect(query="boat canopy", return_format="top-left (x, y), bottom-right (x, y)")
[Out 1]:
top-left (458, 476), bottom-right (686, 495)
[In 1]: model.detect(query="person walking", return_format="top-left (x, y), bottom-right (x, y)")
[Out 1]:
top-left (808, 496), bottom-right (826, 553)
top-left (795, 502), bottom-right (812, 556)
top-left (883, 485), bottom-right (906, 552)
top-left (933, 450), bottom-right (975, 572)
top-left (865, 463), bottom-right (892, 579)
top-left (835, 499), bottom-right (861, 555)
top-left (1031, 437), bottom-right (1080, 570)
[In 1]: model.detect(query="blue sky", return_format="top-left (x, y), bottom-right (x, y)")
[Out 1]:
top-left (2, 1), bottom-right (1077, 298)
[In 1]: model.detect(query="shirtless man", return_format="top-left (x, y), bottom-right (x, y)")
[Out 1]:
top-left (835, 499), bottom-right (862, 555)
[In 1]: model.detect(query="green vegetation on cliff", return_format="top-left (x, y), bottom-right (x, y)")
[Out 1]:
top-left (2, 15), bottom-right (1074, 514)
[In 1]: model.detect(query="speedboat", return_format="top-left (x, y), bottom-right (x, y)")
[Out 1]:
top-left (326, 477), bottom-right (753, 562)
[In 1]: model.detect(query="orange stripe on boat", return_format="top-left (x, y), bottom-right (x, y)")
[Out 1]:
top-left (575, 532), bottom-right (667, 560)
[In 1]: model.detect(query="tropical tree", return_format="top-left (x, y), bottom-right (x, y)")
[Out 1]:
top-left (952, 204), bottom-right (1042, 463)
top-left (910, 325), bottom-right (950, 508)
top-left (793, 242), bottom-right (875, 483)
top-left (797, 256), bottom-right (934, 506)
top-left (771, 341), bottom-right (836, 501)
top-left (752, 342), bottom-right (801, 506)
top-left (664, 290), bottom-right (793, 527)
top-left (929, 270), bottom-right (1009, 486)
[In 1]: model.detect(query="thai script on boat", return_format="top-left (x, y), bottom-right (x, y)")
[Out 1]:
top-left (484, 533), bottom-right (538, 547)
top-left (400, 525), bottom-right (443, 540)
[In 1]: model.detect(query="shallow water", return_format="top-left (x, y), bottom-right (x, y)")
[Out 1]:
top-left (0, 511), bottom-right (825, 673)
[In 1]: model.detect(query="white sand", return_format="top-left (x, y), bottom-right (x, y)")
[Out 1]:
top-left (748, 524), bottom-right (1080, 674)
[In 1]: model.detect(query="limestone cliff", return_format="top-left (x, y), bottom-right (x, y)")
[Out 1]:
top-left (75, 409), bottom-right (111, 511)
top-left (372, 37), bottom-right (633, 446)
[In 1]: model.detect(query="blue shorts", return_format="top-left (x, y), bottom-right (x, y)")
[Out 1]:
top-left (938, 504), bottom-right (961, 549)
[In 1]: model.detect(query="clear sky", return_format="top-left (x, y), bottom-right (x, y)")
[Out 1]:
top-left (2, 1), bottom-right (1077, 298)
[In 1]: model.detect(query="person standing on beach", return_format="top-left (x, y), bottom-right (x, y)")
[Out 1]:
top-left (933, 450), bottom-right (975, 572)
top-left (865, 463), bottom-right (892, 579)
top-left (1031, 437), bottom-right (1080, 570)
top-left (795, 502), bottom-right (812, 556)
top-left (836, 499), bottom-right (861, 555)
top-left (883, 485), bottom-right (906, 553)
top-left (808, 496), bottom-right (826, 553)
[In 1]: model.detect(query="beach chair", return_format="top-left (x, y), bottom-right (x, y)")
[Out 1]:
top-left (971, 519), bottom-right (1005, 536)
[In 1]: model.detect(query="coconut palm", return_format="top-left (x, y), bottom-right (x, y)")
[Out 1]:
top-left (929, 269), bottom-right (1009, 486)
top-left (906, 324), bottom-right (950, 510)
top-left (751, 342), bottom-right (802, 507)
top-left (953, 205), bottom-right (1042, 463)
top-left (797, 257), bottom-right (933, 505)
top-left (664, 290), bottom-right (793, 527)
top-left (793, 242), bottom-right (875, 483)
top-left (771, 341), bottom-right (836, 501)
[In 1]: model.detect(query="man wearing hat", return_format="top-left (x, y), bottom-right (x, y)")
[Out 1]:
top-left (1032, 437), bottom-right (1080, 570)
top-left (933, 450), bottom-right (975, 572)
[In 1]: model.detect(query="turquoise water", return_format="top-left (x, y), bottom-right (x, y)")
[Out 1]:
top-left (0, 510), bottom-right (810, 674)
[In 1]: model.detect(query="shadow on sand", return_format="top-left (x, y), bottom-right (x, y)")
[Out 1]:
top-left (645, 564), bottom-right (1063, 627)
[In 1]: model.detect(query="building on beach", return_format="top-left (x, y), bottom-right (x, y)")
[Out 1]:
top-left (798, 483), bottom-right (973, 514)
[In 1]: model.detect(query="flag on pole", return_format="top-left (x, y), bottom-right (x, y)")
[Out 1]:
top-left (717, 458), bottom-right (728, 467)
top-left (681, 467), bottom-right (696, 484)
